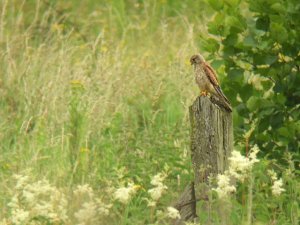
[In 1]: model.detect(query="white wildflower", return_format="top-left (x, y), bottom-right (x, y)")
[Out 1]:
top-left (22, 190), bottom-right (35, 203)
top-left (74, 191), bottom-right (111, 223)
top-left (54, 192), bottom-right (68, 221)
top-left (11, 208), bottom-right (30, 225)
top-left (142, 197), bottom-right (157, 207)
top-left (167, 206), bottom-right (181, 219)
top-left (147, 172), bottom-right (168, 202)
top-left (28, 180), bottom-right (68, 221)
top-left (148, 184), bottom-right (168, 201)
top-left (34, 202), bottom-right (53, 217)
top-left (156, 209), bottom-right (164, 218)
top-left (249, 145), bottom-right (260, 164)
top-left (244, 122), bottom-right (256, 139)
top-left (228, 150), bottom-right (251, 181)
top-left (7, 195), bottom-right (19, 209)
top-left (147, 200), bottom-right (157, 207)
top-left (272, 178), bottom-right (285, 196)
top-left (214, 147), bottom-right (260, 199)
top-left (213, 174), bottom-right (236, 198)
top-left (96, 198), bottom-right (112, 216)
top-left (8, 175), bottom-right (69, 223)
top-left (75, 201), bottom-right (97, 224)
top-left (267, 170), bottom-right (277, 181)
top-left (114, 183), bottom-right (138, 204)
top-left (228, 147), bottom-right (260, 182)
top-left (74, 184), bottom-right (94, 199)
top-left (151, 172), bottom-right (167, 186)
top-left (13, 174), bottom-right (30, 190)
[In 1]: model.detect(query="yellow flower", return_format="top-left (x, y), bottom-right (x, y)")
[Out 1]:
top-left (133, 185), bottom-right (143, 191)
top-left (70, 80), bottom-right (84, 89)
top-left (80, 148), bottom-right (90, 153)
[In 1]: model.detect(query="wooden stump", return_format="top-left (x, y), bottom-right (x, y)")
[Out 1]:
top-left (172, 182), bottom-right (197, 225)
top-left (173, 96), bottom-right (233, 224)
top-left (190, 96), bottom-right (233, 184)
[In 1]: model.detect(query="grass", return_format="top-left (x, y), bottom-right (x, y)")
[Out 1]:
top-left (0, 1), bottom-right (299, 225)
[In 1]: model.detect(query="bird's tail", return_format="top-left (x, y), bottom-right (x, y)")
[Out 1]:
top-left (216, 86), bottom-right (231, 105)
top-left (223, 100), bottom-right (232, 112)
top-left (215, 87), bottom-right (232, 112)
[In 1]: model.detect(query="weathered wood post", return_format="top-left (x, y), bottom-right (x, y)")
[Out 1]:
top-left (173, 96), bottom-right (233, 224)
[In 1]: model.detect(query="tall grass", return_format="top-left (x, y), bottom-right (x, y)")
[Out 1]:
top-left (0, 0), bottom-right (202, 223)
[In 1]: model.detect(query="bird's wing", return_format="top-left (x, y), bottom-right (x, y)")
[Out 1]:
top-left (203, 62), bottom-right (231, 105)
top-left (203, 62), bottom-right (220, 85)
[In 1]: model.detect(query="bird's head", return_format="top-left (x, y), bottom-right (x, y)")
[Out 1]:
top-left (190, 54), bottom-right (205, 65)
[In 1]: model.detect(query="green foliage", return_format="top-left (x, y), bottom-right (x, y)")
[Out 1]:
top-left (203, 0), bottom-right (300, 162)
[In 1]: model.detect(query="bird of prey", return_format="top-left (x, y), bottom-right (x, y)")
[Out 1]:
top-left (190, 53), bottom-right (232, 112)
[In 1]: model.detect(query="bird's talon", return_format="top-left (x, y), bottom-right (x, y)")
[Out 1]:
top-left (200, 91), bottom-right (208, 96)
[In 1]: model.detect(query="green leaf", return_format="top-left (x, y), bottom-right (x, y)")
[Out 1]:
top-left (259, 99), bottom-right (274, 108)
top-left (224, 0), bottom-right (240, 7)
top-left (277, 127), bottom-right (290, 138)
top-left (261, 80), bottom-right (273, 91)
top-left (225, 16), bottom-right (246, 32)
top-left (206, 0), bottom-right (224, 10)
top-left (256, 16), bottom-right (270, 31)
top-left (243, 35), bottom-right (256, 47)
top-left (258, 107), bottom-right (274, 117)
top-left (271, 3), bottom-right (286, 14)
top-left (207, 13), bottom-right (228, 36)
top-left (239, 84), bottom-right (254, 101)
top-left (223, 33), bottom-right (238, 46)
top-left (270, 22), bottom-right (288, 42)
top-left (227, 68), bottom-right (244, 82)
top-left (199, 38), bottom-right (220, 53)
top-left (211, 60), bottom-right (225, 70)
top-left (246, 96), bottom-right (260, 111)
top-left (256, 132), bottom-right (271, 142)
top-left (276, 94), bottom-right (286, 105)
top-left (270, 112), bottom-right (284, 129)
top-left (223, 46), bottom-right (235, 57)
top-left (253, 54), bottom-right (277, 65)
top-left (274, 82), bottom-right (284, 93)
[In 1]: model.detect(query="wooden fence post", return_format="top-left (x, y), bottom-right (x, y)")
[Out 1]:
top-left (173, 96), bottom-right (233, 224)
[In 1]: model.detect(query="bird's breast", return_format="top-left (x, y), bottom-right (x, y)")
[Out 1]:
top-left (194, 67), bottom-right (209, 90)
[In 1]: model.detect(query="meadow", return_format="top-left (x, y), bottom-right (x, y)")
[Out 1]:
top-left (0, 0), bottom-right (299, 224)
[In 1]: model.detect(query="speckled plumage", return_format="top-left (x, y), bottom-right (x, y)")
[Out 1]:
top-left (190, 54), bottom-right (232, 112)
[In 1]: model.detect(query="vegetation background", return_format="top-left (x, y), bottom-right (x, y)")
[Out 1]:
top-left (0, 0), bottom-right (299, 224)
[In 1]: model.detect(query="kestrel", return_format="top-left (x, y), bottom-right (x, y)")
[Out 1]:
top-left (190, 53), bottom-right (232, 112)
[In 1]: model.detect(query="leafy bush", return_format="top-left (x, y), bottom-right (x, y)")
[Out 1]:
top-left (202, 0), bottom-right (300, 162)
